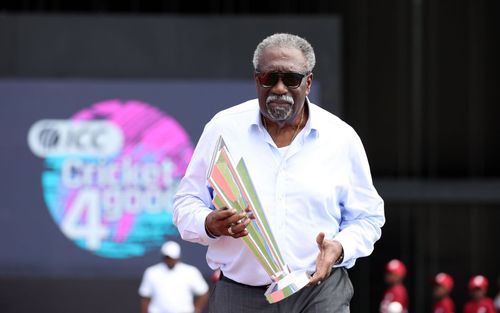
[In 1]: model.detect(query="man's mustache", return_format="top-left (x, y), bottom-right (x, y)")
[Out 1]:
top-left (266, 94), bottom-right (294, 105)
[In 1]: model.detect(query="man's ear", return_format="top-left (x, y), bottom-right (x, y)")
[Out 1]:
top-left (305, 73), bottom-right (313, 96)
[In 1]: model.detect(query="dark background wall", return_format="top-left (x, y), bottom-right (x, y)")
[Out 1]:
top-left (1, 1), bottom-right (499, 313)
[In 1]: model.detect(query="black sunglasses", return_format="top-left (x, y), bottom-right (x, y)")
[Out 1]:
top-left (255, 71), bottom-right (309, 89)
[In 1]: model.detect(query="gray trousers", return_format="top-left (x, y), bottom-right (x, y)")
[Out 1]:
top-left (209, 267), bottom-right (354, 313)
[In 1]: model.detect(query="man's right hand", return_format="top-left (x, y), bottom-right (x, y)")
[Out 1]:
top-left (205, 208), bottom-right (251, 238)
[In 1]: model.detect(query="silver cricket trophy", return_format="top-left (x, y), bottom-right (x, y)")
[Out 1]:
top-left (207, 136), bottom-right (310, 303)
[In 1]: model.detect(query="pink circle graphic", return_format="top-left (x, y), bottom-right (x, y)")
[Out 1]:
top-left (42, 99), bottom-right (193, 258)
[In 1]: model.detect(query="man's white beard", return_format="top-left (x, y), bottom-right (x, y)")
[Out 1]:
top-left (266, 94), bottom-right (294, 121)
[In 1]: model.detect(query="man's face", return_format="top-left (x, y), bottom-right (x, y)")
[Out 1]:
top-left (432, 285), bottom-right (448, 300)
top-left (255, 47), bottom-right (312, 124)
top-left (164, 256), bottom-right (179, 269)
top-left (384, 272), bottom-right (402, 285)
top-left (470, 288), bottom-right (486, 301)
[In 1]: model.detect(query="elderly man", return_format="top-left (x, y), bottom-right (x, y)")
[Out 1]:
top-left (174, 33), bottom-right (384, 313)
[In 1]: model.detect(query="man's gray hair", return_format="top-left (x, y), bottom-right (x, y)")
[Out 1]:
top-left (252, 33), bottom-right (316, 73)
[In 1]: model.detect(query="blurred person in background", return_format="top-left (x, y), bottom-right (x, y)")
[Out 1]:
top-left (210, 269), bottom-right (221, 283)
top-left (138, 241), bottom-right (209, 313)
top-left (463, 275), bottom-right (495, 313)
top-left (494, 277), bottom-right (500, 311)
top-left (432, 272), bottom-right (455, 313)
top-left (380, 259), bottom-right (408, 313)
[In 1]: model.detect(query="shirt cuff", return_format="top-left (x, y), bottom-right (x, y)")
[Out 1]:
top-left (331, 232), bottom-right (353, 267)
top-left (196, 209), bottom-right (220, 244)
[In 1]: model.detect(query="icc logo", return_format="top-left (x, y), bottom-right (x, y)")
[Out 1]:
top-left (28, 120), bottom-right (124, 158)
top-left (38, 127), bottom-right (60, 149)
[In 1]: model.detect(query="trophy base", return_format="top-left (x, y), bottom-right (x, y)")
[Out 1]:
top-left (264, 270), bottom-right (310, 304)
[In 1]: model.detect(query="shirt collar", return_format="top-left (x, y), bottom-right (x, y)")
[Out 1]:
top-left (304, 97), bottom-right (319, 138)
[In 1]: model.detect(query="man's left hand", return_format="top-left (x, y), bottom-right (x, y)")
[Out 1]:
top-left (308, 232), bottom-right (343, 286)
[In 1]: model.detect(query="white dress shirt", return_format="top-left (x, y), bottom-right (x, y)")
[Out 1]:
top-left (138, 262), bottom-right (209, 313)
top-left (173, 98), bottom-right (385, 286)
